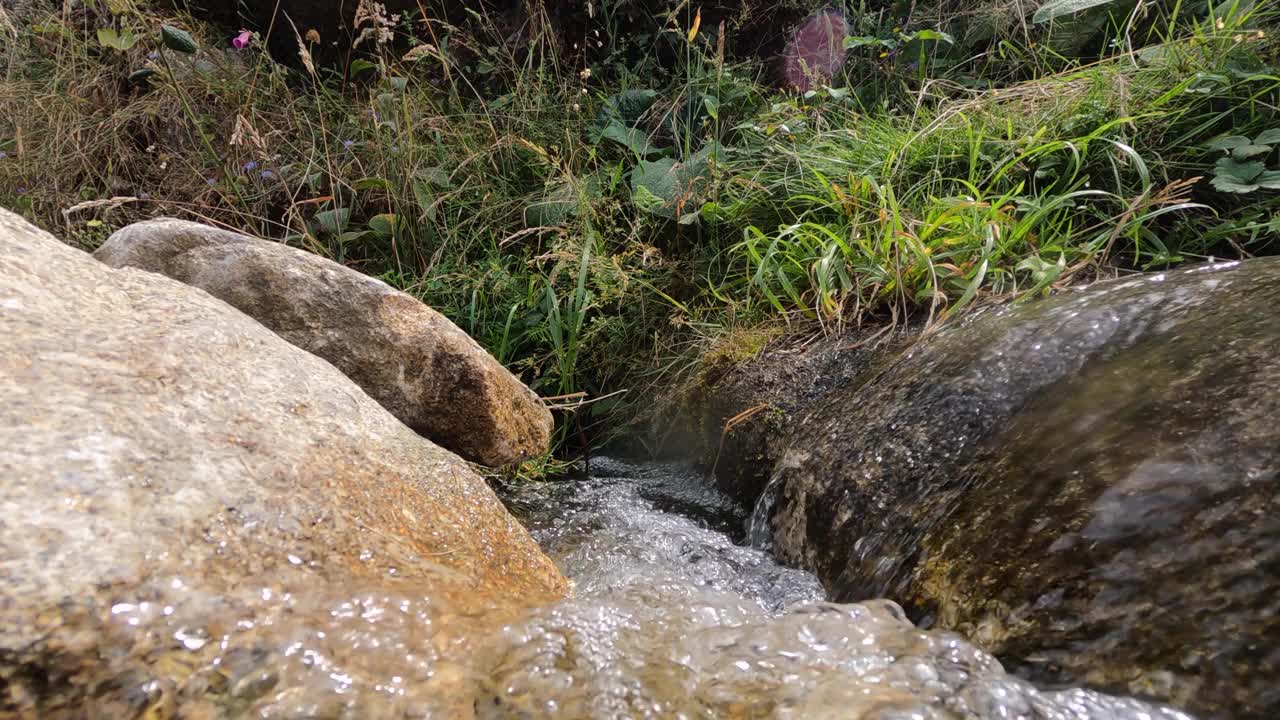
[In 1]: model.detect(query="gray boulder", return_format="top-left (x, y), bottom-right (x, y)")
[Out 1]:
top-left (765, 259), bottom-right (1280, 719)
top-left (0, 208), bottom-right (567, 716)
top-left (95, 218), bottom-right (552, 467)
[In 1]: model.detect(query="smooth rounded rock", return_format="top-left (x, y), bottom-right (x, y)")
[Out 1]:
top-left (0, 208), bottom-right (567, 716)
top-left (767, 259), bottom-right (1280, 719)
top-left (95, 218), bottom-right (553, 467)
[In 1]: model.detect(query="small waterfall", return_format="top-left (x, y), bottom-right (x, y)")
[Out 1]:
top-left (747, 466), bottom-right (786, 550)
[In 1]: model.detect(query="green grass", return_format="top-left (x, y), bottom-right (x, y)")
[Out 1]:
top-left (1, 0), bottom-right (1277, 466)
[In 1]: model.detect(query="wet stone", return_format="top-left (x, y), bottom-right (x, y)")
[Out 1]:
top-left (765, 258), bottom-right (1280, 719)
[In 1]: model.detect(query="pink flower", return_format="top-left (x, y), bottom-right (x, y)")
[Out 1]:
top-left (232, 30), bottom-right (252, 50)
top-left (784, 11), bottom-right (850, 91)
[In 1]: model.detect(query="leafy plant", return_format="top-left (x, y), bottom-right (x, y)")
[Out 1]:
top-left (630, 147), bottom-right (716, 223)
top-left (1033, 0), bottom-right (1124, 25)
top-left (160, 25), bottom-right (197, 54)
top-left (1206, 130), bottom-right (1280, 193)
top-left (96, 28), bottom-right (138, 51)
top-left (592, 89), bottom-right (660, 157)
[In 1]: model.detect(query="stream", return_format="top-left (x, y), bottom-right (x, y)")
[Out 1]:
top-left (489, 456), bottom-right (1195, 719)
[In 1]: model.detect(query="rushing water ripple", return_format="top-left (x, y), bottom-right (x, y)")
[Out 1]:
top-left (486, 457), bottom-right (1197, 720)
top-left (85, 458), bottom-right (1203, 718)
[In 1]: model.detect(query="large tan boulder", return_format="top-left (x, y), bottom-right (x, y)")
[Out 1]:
top-left (94, 218), bottom-right (553, 467)
top-left (0, 208), bottom-right (567, 716)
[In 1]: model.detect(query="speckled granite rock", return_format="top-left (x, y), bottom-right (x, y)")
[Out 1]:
top-left (95, 218), bottom-right (552, 467)
top-left (0, 208), bottom-right (567, 717)
top-left (764, 260), bottom-right (1280, 719)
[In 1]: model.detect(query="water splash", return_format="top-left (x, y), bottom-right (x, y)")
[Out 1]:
top-left (477, 458), bottom-right (1194, 720)
top-left (66, 458), bottom-right (1199, 718)
top-left (747, 464), bottom-right (786, 550)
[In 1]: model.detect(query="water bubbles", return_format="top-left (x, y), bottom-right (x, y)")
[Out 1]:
top-left (175, 626), bottom-right (209, 650)
top-left (481, 460), bottom-right (1192, 719)
top-left (78, 461), bottom-right (1195, 718)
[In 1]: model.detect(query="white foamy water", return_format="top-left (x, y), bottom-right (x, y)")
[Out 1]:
top-left (481, 457), bottom-right (1195, 720)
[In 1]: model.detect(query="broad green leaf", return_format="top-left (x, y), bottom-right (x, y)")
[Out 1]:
top-left (412, 181), bottom-right (437, 221)
top-left (1231, 144), bottom-right (1273, 160)
top-left (1254, 129), bottom-right (1280, 145)
top-left (1216, 157), bottom-right (1266, 182)
top-left (911, 29), bottom-right (955, 44)
top-left (1210, 175), bottom-right (1259, 193)
top-left (416, 166), bottom-right (452, 188)
top-left (1205, 135), bottom-right (1251, 152)
top-left (313, 208), bottom-right (351, 234)
top-left (368, 213), bottom-right (397, 237)
top-left (353, 177), bottom-right (392, 191)
top-left (631, 183), bottom-right (665, 215)
top-left (1017, 254), bottom-right (1066, 295)
top-left (631, 158), bottom-right (679, 212)
top-left (1033, 0), bottom-right (1121, 24)
top-left (698, 201), bottom-right (725, 223)
top-left (844, 35), bottom-right (891, 49)
top-left (97, 28), bottom-right (138, 50)
top-left (631, 156), bottom-right (711, 221)
top-left (593, 89), bottom-right (658, 132)
top-left (350, 59), bottom-right (377, 76)
top-left (598, 122), bottom-right (660, 156)
top-left (1255, 170), bottom-right (1280, 190)
top-left (160, 25), bottom-right (198, 54)
top-left (702, 95), bottom-right (720, 120)
top-left (525, 183), bottom-right (578, 226)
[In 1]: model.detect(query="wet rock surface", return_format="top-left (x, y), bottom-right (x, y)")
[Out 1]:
top-left (95, 218), bottom-right (552, 467)
top-left (661, 329), bottom-right (904, 509)
top-left (765, 259), bottom-right (1280, 719)
top-left (0, 208), bottom-right (566, 716)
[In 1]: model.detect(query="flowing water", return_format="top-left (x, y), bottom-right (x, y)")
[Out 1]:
top-left (746, 465), bottom-right (785, 551)
top-left (91, 457), bottom-right (1201, 719)
top-left (483, 457), bottom-right (1196, 719)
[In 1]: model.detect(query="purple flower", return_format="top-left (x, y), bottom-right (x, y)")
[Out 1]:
top-left (0, 151), bottom-right (7, 159)
top-left (243, 160), bottom-right (258, 172)
top-left (206, 177), bottom-right (217, 185)
top-left (342, 139), bottom-right (355, 150)
top-left (16, 187), bottom-right (26, 195)
top-left (232, 30), bottom-right (252, 50)
top-left (259, 169), bottom-right (275, 179)
top-left (148, 50), bottom-right (159, 60)
top-left (784, 10), bottom-right (850, 91)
